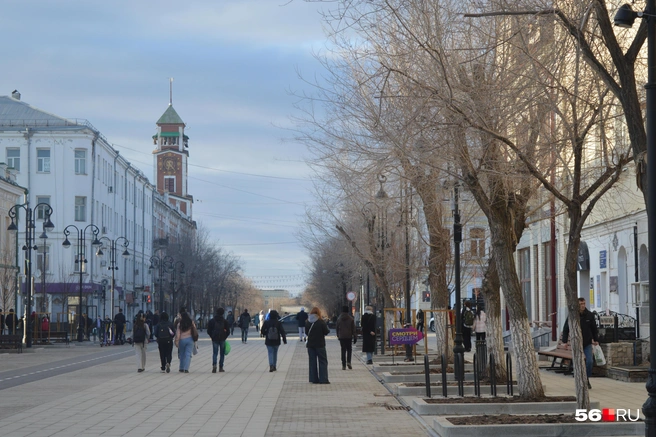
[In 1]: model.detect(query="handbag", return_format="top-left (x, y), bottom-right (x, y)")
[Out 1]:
top-left (193, 341), bottom-right (198, 355)
top-left (593, 344), bottom-right (606, 366)
top-left (224, 340), bottom-right (231, 356)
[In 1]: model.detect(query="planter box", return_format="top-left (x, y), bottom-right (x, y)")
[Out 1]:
top-left (395, 382), bottom-right (522, 397)
top-left (413, 398), bottom-right (599, 415)
top-left (432, 416), bottom-right (643, 437)
top-left (374, 363), bottom-right (473, 374)
top-left (382, 372), bottom-right (475, 383)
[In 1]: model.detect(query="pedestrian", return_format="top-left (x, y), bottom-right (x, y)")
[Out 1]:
top-left (473, 307), bottom-right (486, 341)
top-left (416, 309), bottom-right (425, 333)
top-left (41, 314), bottom-right (50, 333)
top-left (114, 308), bottom-right (126, 345)
top-left (261, 309), bottom-right (286, 372)
top-left (146, 310), bottom-right (154, 340)
top-left (259, 310), bottom-right (266, 336)
top-left (336, 306), bottom-right (356, 370)
top-left (0, 308), bottom-right (4, 335)
top-left (226, 311), bottom-right (235, 336)
top-left (361, 306), bottom-right (376, 364)
top-left (5, 309), bottom-right (16, 335)
top-left (297, 307), bottom-right (308, 341)
top-left (207, 308), bottom-right (230, 373)
top-left (132, 313), bottom-right (150, 373)
top-left (305, 307), bottom-right (330, 384)
top-left (238, 309), bottom-right (251, 343)
top-left (154, 312), bottom-right (175, 373)
top-left (174, 310), bottom-right (198, 373)
top-left (561, 297), bottom-right (599, 389)
top-left (153, 310), bottom-right (160, 328)
top-left (462, 300), bottom-right (474, 352)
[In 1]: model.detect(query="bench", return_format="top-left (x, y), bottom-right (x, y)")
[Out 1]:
top-left (47, 331), bottom-right (70, 345)
top-left (538, 344), bottom-right (573, 374)
top-left (0, 334), bottom-right (23, 353)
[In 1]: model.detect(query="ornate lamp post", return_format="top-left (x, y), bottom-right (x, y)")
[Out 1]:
top-left (168, 261), bottom-right (185, 316)
top-left (451, 183), bottom-right (465, 371)
top-left (62, 224), bottom-right (102, 342)
top-left (149, 255), bottom-right (173, 313)
top-left (613, 3), bottom-right (656, 434)
top-left (96, 236), bottom-right (130, 323)
top-left (7, 202), bottom-right (54, 348)
top-left (39, 223), bottom-right (48, 313)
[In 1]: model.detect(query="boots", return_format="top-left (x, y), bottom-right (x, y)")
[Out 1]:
top-left (269, 365), bottom-right (274, 372)
top-left (219, 366), bottom-right (225, 372)
top-left (212, 366), bottom-right (217, 373)
top-left (347, 363), bottom-right (352, 369)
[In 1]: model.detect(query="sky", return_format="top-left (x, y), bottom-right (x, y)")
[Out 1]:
top-left (0, 0), bottom-right (329, 295)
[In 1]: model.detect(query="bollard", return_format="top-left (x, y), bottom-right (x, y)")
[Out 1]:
top-left (473, 354), bottom-right (480, 397)
top-left (424, 354), bottom-right (431, 398)
top-left (475, 339), bottom-right (487, 378)
top-left (455, 352), bottom-right (464, 397)
top-left (490, 353), bottom-right (497, 396)
top-left (506, 352), bottom-right (513, 396)
top-left (441, 354), bottom-right (448, 398)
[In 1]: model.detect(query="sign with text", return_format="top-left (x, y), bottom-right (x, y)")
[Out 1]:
top-left (388, 328), bottom-right (423, 345)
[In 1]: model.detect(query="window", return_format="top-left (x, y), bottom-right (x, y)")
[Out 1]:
top-left (37, 149), bottom-right (50, 172)
top-left (36, 196), bottom-right (50, 220)
top-left (6, 148), bottom-right (20, 171)
top-left (37, 245), bottom-right (50, 273)
top-left (469, 228), bottom-right (486, 258)
top-left (75, 196), bottom-right (86, 221)
top-left (75, 149), bottom-right (86, 174)
top-left (164, 176), bottom-right (175, 193)
top-left (519, 248), bottom-right (532, 320)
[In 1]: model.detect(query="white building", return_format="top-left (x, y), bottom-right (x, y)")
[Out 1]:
top-left (0, 91), bottom-right (194, 329)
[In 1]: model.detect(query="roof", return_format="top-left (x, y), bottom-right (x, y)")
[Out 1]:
top-left (0, 95), bottom-right (78, 127)
top-left (156, 105), bottom-right (185, 125)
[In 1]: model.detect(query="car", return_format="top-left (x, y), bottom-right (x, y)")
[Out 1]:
top-left (429, 316), bottom-right (435, 332)
top-left (277, 314), bottom-right (300, 336)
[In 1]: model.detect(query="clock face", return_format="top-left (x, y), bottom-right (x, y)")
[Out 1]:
top-left (161, 156), bottom-right (177, 174)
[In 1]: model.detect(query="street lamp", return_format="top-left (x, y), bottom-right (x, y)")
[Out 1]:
top-left (62, 224), bottom-right (102, 342)
top-left (149, 255), bottom-right (173, 313)
top-left (96, 236), bottom-right (130, 325)
top-left (7, 202), bottom-right (54, 348)
top-left (168, 261), bottom-right (185, 316)
top-left (401, 182), bottom-right (413, 362)
top-left (39, 223), bottom-right (48, 313)
top-left (613, 3), bottom-right (656, 434)
top-left (451, 182), bottom-right (465, 372)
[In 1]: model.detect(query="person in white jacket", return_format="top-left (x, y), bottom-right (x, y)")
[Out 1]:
top-left (473, 309), bottom-right (486, 341)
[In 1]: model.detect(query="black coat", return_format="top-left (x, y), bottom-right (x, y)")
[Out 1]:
top-left (305, 318), bottom-right (329, 348)
top-left (207, 316), bottom-right (230, 342)
top-left (261, 319), bottom-right (286, 346)
top-left (361, 312), bottom-right (376, 353)
top-left (562, 308), bottom-right (598, 347)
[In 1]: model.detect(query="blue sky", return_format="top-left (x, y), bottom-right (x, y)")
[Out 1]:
top-left (0, 0), bottom-right (327, 294)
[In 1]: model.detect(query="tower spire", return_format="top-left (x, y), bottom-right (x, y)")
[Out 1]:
top-left (169, 77), bottom-right (174, 106)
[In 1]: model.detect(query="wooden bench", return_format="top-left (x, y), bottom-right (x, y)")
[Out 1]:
top-left (47, 331), bottom-right (70, 345)
top-left (538, 344), bottom-right (573, 374)
top-left (0, 334), bottom-right (23, 353)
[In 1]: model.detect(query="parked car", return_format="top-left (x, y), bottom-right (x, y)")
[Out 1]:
top-left (429, 316), bottom-right (435, 332)
top-left (277, 314), bottom-right (300, 336)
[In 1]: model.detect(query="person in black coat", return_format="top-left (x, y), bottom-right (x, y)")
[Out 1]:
top-left (561, 297), bottom-right (599, 389)
top-left (154, 312), bottom-right (176, 373)
top-left (207, 308), bottom-right (231, 373)
top-left (305, 307), bottom-right (330, 383)
top-left (361, 306), bottom-right (377, 364)
top-left (261, 310), bottom-right (286, 372)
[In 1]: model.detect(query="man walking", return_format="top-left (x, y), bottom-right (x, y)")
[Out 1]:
top-left (336, 306), bottom-right (356, 370)
top-left (114, 308), bottom-right (126, 345)
top-left (238, 309), bottom-right (251, 343)
top-left (207, 308), bottom-right (230, 373)
top-left (562, 297), bottom-right (599, 389)
top-left (297, 307), bottom-right (308, 341)
top-left (5, 309), bottom-right (16, 335)
top-left (226, 311), bottom-right (235, 336)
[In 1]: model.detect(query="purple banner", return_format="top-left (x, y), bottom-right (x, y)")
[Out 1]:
top-left (388, 328), bottom-right (423, 345)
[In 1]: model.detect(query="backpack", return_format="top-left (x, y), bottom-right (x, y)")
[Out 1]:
top-left (463, 310), bottom-right (474, 327)
top-left (267, 323), bottom-right (279, 341)
top-left (133, 325), bottom-right (146, 343)
top-left (157, 323), bottom-right (171, 339)
top-left (211, 318), bottom-right (228, 342)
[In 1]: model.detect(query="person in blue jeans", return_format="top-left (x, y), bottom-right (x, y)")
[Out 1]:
top-left (238, 309), bottom-right (251, 344)
top-left (208, 308), bottom-right (230, 373)
top-left (261, 310), bottom-right (286, 372)
top-left (174, 311), bottom-right (198, 373)
top-left (305, 307), bottom-right (330, 384)
top-left (561, 297), bottom-right (599, 389)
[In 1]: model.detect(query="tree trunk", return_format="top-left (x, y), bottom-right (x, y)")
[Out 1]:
top-left (490, 218), bottom-right (544, 398)
top-left (480, 258), bottom-right (507, 381)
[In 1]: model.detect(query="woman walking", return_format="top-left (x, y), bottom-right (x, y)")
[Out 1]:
top-left (155, 312), bottom-right (175, 373)
top-left (305, 307), bottom-right (330, 384)
top-left (473, 308), bottom-right (487, 341)
top-left (361, 306), bottom-right (376, 364)
top-left (133, 313), bottom-right (150, 373)
top-left (174, 311), bottom-right (198, 373)
top-left (261, 310), bottom-right (287, 372)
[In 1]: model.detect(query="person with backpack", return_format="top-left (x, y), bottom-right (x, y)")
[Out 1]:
top-left (207, 308), bottom-right (231, 373)
top-left (226, 311), bottom-right (235, 336)
top-left (114, 308), bottom-right (126, 345)
top-left (238, 309), bottom-right (251, 344)
top-left (261, 310), bottom-right (286, 372)
top-left (462, 300), bottom-right (474, 352)
top-left (155, 312), bottom-right (175, 373)
top-left (132, 313), bottom-right (150, 373)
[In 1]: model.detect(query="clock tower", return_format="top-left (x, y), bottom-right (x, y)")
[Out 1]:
top-left (153, 103), bottom-right (193, 217)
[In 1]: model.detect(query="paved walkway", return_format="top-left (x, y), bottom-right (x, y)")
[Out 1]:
top-left (0, 332), bottom-right (429, 436)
